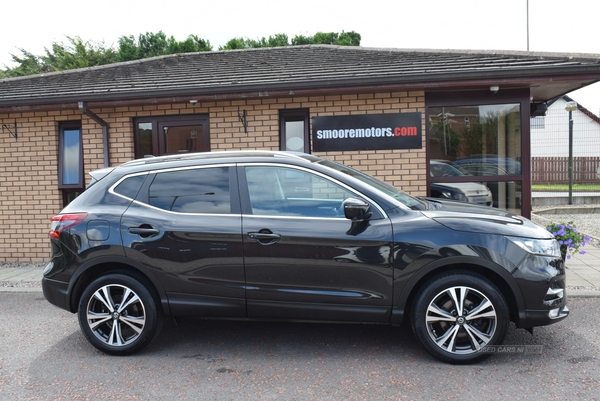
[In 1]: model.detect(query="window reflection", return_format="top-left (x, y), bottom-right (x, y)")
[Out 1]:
top-left (429, 161), bottom-right (492, 206)
top-left (149, 167), bottom-right (231, 214)
top-left (134, 116), bottom-right (210, 158)
top-left (163, 125), bottom-right (204, 154)
top-left (429, 104), bottom-right (521, 176)
top-left (428, 103), bottom-right (522, 214)
top-left (284, 120), bottom-right (305, 151)
top-left (245, 166), bottom-right (355, 217)
top-left (280, 110), bottom-right (309, 153)
top-left (137, 122), bottom-right (153, 157)
top-left (61, 129), bottom-right (81, 186)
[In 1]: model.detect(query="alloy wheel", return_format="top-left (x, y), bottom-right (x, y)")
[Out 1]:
top-left (425, 285), bottom-right (497, 354)
top-left (85, 284), bottom-right (147, 347)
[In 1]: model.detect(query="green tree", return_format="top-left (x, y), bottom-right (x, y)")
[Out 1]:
top-left (336, 31), bottom-right (361, 46)
top-left (137, 31), bottom-right (170, 58)
top-left (3, 49), bottom-right (47, 77)
top-left (220, 31), bottom-right (360, 50)
top-left (171, 35), bottom-right (212, 53)
top-left (219, 34), bottom-right (290, 50)
top-left (290, 31), bottom-right (361, 46)
top-left (268, 33), bottom-right (289, 47)
top-left (219, 37), bottom-right (247, 50)
top-left (1, 30), bottom-right (357, 77)
top-left (43, 36), bottom-right (117, 71)
top-left (3, 37), bottom-right (116, 77)
top-left (313, 32), bottom-right (339, 44)
top-left (290, 34), bottom-right (313, 45)
top-left (116, 35), bottom-right (139, 62)
top-left (117, 31), bottom-right (212, 61)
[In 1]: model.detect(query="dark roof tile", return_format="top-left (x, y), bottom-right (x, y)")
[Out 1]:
top-left (1, 45), bottom-right (599, 106)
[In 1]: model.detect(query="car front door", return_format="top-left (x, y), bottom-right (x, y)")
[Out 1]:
top-left (239, 164), bottom-right (394, 323)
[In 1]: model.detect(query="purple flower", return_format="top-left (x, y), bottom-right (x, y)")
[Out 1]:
top-left (547, 221), bottom-right (589, 259)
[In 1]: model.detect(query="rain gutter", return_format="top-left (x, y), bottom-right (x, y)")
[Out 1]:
top-left (78, 101), bottom-right (109, 167)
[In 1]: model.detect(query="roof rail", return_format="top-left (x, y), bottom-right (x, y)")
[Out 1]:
top-left (120, 150), bottom-right (308, 167)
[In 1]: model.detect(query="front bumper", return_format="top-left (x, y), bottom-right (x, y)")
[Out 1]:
top-left (523, 305), bottom-right (570, 327)
top-left (514, 253), bottom-right (569, 328)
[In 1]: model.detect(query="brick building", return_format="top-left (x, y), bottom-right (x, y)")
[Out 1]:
top-left (1, 46), bottom-right (600, 262)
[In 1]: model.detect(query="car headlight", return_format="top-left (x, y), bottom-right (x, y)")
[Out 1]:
top-left (441, 191), bottom-right (468, 202)
top-left (506, 236), bottom-right (561, 257)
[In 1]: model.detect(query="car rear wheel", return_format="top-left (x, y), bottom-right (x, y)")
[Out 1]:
top-left (78, 274), bottom-right (162, 355)
top-left (411, 272), bottom-right (509, 364)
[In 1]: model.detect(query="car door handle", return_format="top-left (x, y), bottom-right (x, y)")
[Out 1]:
top-left (248, 231), bottom-right (281, 245)
top-left (129, 226), bottom-right (160, 237)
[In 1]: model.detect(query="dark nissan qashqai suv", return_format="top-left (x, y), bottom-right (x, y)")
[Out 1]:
top-left (43, 151), bottom-right (568, 364)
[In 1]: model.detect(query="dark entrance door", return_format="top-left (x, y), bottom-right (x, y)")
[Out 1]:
top-left (134, 114), bottom-right (210, 157)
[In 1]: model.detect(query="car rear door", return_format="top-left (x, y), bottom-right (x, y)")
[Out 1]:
top-left (120, 164), bottom-right (246, 318)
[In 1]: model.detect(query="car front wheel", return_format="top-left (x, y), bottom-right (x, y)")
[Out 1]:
top-left (78, 274), bottom-right (162, 355)
top-left (411, 272), bottom-right (509, 364)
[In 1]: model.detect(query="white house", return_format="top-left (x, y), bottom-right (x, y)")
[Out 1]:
top-left (530, 95), bottom-right (600, 185)
top-left (531, 95), bottom-right (600, 158)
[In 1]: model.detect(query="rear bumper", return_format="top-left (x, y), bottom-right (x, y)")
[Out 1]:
top-left (42, 277), bottom-right (71, 312)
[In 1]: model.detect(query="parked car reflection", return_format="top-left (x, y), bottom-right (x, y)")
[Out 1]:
top-left (429, 160), bottom-right (493, 206)
top-left (454, 155), bottom-right (520, 176)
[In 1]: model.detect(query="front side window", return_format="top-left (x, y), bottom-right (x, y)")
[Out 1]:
top-left (148, 167), bottom-right (231, 214)
top-left (245, 166), bottom-right (354, 217)
top-left (280, 109), bottom-right (309, 153)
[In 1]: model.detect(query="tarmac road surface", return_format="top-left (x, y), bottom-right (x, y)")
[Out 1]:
top-left (0, 293), bottom-right (599, 400)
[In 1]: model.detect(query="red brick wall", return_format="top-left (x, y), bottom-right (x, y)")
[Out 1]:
top-left (0, 90), bottom-right (425, 262)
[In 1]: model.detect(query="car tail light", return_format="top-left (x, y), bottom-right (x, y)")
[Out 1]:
top-left (49, 213), bottom-right (88, 240)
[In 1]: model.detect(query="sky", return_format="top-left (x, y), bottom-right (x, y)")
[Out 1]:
top-left (1, 0), bottom-right (599, 113)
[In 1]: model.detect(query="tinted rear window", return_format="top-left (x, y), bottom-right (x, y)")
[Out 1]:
top-left (148, 167), bottom-right (231, 214)
top-left (114, 175), bottom-right (146, 199)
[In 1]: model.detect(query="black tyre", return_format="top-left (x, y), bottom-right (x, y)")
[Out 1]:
top-left (78, 274), bottom-right (162, 355)
top-left (411, 272), bottom-right (509, 364)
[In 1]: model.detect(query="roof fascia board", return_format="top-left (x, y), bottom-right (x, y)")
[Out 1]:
top-left (1, 72), bottom-right (599, 112)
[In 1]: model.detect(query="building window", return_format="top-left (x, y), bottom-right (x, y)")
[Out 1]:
top-left (58, 122), bottom-right (83, 205)
top-left (530, 117), bottom-right (545, 129)
top-left (280, 109), bottom-right (309, 153)
top-left (134, 114), bottom-right (210, 157)
top-left (428, 102), bottom-right (523, 214)
top-left (62, 190), bottom-right (83, 207)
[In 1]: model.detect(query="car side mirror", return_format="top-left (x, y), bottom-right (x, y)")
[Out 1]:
top-left (343, 198), bottom-right (372, 221)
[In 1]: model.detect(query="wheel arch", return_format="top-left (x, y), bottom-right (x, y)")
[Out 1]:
top-left (393, 257), bottom-right (525, 327)
top-left (67, 256), bottom-right (169, 316)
